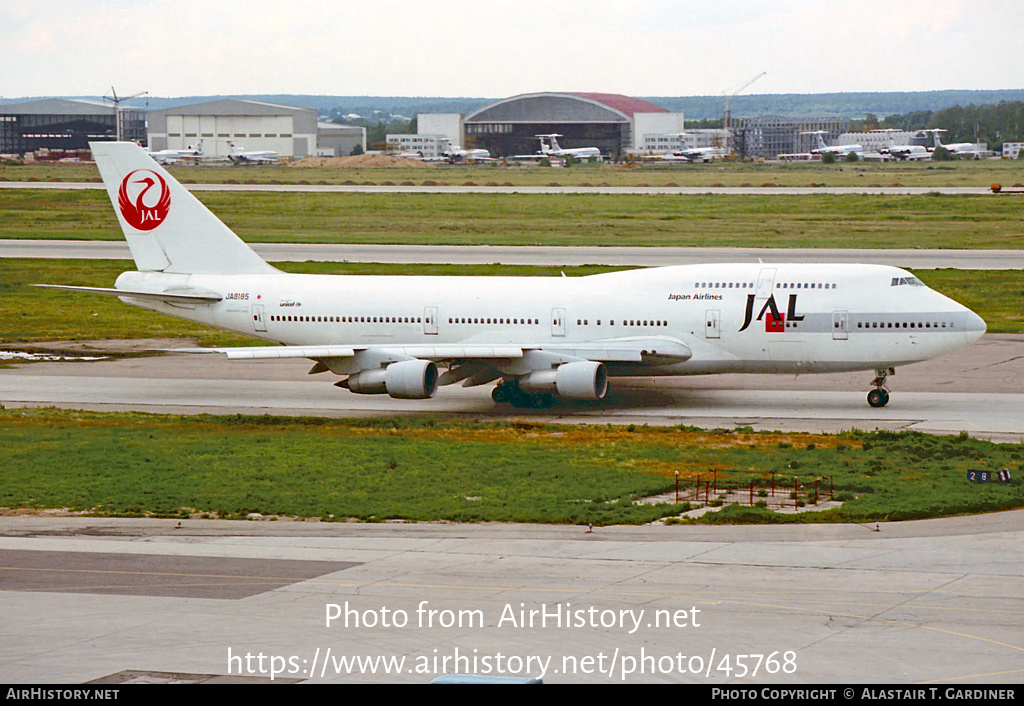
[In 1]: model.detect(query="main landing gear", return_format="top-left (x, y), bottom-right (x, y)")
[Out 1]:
top-left (491, 379), bottom-right (554, 409)
top-left (867, 367), bottom-right (894, 408)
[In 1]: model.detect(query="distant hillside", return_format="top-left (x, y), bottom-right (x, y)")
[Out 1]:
top-left (0, 94), bottom-right (492, 118)
top-left (3, 90), bottom-right (1022, 120)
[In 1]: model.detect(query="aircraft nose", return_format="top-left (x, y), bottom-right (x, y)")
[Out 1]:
top-left (964, 309), bottom-right (987, 343)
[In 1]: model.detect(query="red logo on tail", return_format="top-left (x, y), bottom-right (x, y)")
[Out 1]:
top-left (118, 170), bottom-right (170, 231)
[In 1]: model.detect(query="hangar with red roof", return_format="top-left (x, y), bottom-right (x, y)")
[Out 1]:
top-left (415, 92), bottom-right (685, 159)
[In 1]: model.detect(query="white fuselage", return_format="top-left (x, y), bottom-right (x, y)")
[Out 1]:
top-left (887, 144), bottom-right (930, 160)
top-left (116, 262), bottom-right (985, 378)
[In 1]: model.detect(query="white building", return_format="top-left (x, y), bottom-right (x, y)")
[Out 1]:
top-left (640, 129), bottom-right (726, 154)
top-left (147, 99), bottom-right (318, 159)
top-left (316, 122), bottom-right (366, 157)
top-left (385, 133), bottom-right (449, 159)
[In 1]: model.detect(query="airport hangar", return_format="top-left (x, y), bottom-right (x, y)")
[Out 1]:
top-left (410, 92), bottom-right (688, 159)
top-left (146, 99), bottom-right (365, 159)
top-left (0, 98), bottom-right (146, 157)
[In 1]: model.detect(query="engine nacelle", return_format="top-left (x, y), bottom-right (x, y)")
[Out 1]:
top-left (384, 359), bottom-right (438, 399)
top-left (344, 359), bottom-right (438, 399)
top-left (344, 368), bottom-right (388, 395)
top-left (518, 361), bottom-right (608, 400)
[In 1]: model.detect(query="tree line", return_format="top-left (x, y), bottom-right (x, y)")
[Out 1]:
top-left (865, 101), bottom-right (1024, 149)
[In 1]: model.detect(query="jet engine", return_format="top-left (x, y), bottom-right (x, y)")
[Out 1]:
top-left (343, 359), bottom-right (438, 399)
top-left (518, 361), bottom-right (608, 400)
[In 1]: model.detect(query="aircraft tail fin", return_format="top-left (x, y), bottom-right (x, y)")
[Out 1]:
top-left (89, 141), bottom-right (277, 275)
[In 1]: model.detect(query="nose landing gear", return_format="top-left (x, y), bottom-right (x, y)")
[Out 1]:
top-left (867, 367), bottom-right (894, 408)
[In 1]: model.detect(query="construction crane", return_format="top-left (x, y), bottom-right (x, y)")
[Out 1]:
top-left (723, 72), bottom-right (766, 156)
top-left (103, 87), bottom-right (148, 142)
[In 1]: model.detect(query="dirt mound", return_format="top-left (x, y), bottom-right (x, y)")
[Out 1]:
top-left (290, 155), bottom-right (434, 168)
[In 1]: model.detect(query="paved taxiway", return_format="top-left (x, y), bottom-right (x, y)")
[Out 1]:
top-left (0, 181), bottom-right (998, 195)
top-left (5, 240), bottom-right (1024, 269)
top-left (1, 512), bottom-right (1022, 684)
top-left (2, 334), bottom-right (1023, 441)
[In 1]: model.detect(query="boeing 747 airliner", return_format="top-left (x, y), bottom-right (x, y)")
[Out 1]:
top-left (39, 141), bottom-right (986, 409)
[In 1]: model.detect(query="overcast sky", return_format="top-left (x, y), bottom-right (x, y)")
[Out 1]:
top-left (2, 0), bottom-right (1019, 100)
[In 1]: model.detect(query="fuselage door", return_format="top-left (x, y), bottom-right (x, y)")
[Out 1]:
top-left (551, 307), bottom-right (566, 337)
top-left (251, 304), bottom-right (266, 333)
top-left (756, 268), bottom-right (777, 299)
top-left (705, 309), bottom-right (721, 339)
top-left (424, 306), bottom-right (438, 335)
top-left (832, 310), bottom-right (849, 340)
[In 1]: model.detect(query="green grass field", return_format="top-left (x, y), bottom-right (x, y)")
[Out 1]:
top-left (3, 188), bottom-right (1024, 249)
top-left (2, 409), bottom-right (1021, 525)
top-left (3, 157), bottom-right (1023, 188)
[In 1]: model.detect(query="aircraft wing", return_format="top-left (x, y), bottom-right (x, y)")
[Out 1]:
top-left (190, 344), bottom-right (524, 361)
top-left (181, 337), bottom-right (690, 366)
top-left (179, 337), bottom-right (690, 400)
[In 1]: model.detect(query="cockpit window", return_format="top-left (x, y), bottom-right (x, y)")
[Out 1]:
top-left (891, 276), bottom-right (925, 287)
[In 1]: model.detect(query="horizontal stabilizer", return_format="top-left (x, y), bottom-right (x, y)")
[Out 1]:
top-left (33, 284), bottom-right (222, 304)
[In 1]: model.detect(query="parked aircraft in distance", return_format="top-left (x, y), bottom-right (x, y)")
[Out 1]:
top-left (536, 134), bottom-right (602, 161)
top-left (676, 146), bottom-right (727, 163)
top-left (40, 142), bottom-right (986, 410)
top-left (648, 135), bottom-right (727, 163)
top-left (877, 131), bottom-right (931, 161)
top-left (145, 140), bottom-right (204, 165)
top-left (927, 130), bottom-right (985, 159)
top-left (803, 131), bottom-right (863, 159)
top-left (651, 147), bottom-right (726, 163)
top-left (439, 138), bottom-right (494, 163)
top-left (226, 141), bottom-right (279, 164)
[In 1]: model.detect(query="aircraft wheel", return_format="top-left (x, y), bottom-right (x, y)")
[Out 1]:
top-left (507, 390), bottom-right (554, 409)
top-left (867, 389), bottom-right (889, 408)
top-left (492, 384), bottom-right (510, 404)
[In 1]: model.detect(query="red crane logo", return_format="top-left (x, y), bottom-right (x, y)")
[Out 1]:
top-left (118, 169), bottom-right (170, 231)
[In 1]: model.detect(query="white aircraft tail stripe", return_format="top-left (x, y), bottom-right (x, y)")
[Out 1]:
top-left (90, 141), bottom-right (278, 276)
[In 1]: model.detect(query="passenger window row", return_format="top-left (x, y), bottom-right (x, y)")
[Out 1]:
top-left (694, 281), bottom-right (837, 290)
top-left (777, 282), bottom-right (836, 289)
top-left (856, 320), bottom-right (954, 329)
top-left (576, 319), bottom-right (669, 327)
top-left (270, 315), bottom-right (423, 324)
top-left (448, 317), bottom-right (538, 325)
top-left (696, 282), bottom-right (754, 289)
